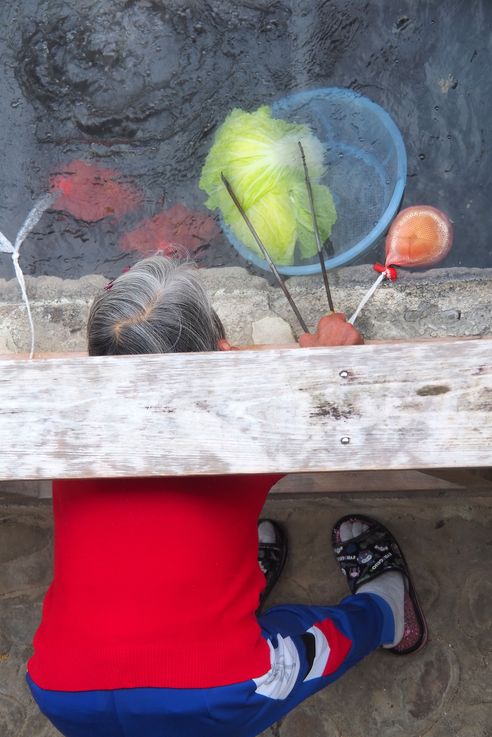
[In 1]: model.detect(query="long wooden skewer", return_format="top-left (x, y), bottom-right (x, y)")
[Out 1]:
top-left (298, 141), bottom-right (335, 312)
top-left (221, 173), bottom-right (309, 333)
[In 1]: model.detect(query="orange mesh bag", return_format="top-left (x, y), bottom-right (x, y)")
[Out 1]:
top-left (349, 205), bottom-right (453, 325)
top-left (385, 206), bottom-right (453, 267)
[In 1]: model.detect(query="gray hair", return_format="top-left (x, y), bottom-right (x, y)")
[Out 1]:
top-left (87, 255), bottom-right (225, 356)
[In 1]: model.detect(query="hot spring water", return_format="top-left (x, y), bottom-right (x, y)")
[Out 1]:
top-left (0, 0), bottom-right (490, 281)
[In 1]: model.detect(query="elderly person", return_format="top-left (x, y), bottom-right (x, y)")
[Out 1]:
top-left (27, 255), bottom-right (427, 737)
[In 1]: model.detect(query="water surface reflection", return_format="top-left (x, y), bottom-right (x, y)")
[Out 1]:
top-left (0, 0), bottom-right (490, 278)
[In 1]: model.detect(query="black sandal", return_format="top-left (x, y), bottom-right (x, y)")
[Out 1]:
top-left (258, 519), bottom-right (288, 607)
top-left (332, 514), bottom-right (428, 655)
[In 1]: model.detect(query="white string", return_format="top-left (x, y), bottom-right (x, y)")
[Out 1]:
top-left (12, 252), bottom-right (35, 359)
top-left (348, 271), bottom-right (386, 326)
top-left (0, 193), bottom-right (57, 359)
top-left (0, 232), bottom-right (12, 253)
top-left (14, 192), bottom-right (57, 253)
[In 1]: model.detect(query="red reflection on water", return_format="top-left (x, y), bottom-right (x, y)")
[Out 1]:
top-left (120, 204), bottom-right (220, 257)
top-left (50, 159), bottom-right (142, 221)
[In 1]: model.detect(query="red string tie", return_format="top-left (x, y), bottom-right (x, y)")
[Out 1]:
top-left (373, 262), bottom-right (398, 281)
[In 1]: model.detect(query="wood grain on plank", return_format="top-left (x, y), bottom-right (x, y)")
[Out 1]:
top-left (0, 339), bottom-right (490, 480)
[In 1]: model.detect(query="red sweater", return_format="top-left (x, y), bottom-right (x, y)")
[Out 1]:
top-left (28, 474), bottom-right (282, 691)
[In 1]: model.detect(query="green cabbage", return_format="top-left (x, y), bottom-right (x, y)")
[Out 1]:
top-left (289, 182), bottom-right (337, 260)
top-left (200, 105), bottom-right (336, 266)
top-left (227, 190), bottom-right (297, 266)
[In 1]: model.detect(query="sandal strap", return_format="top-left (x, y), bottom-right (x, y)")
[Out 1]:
top-left (333, 523), bottom-right (407, 594)
top-left (258, 542), bottom-right (284, 573)
top-left (257, 520), bottom-right (288, 606)
top-left (332, 515), bottom-right (428, 654)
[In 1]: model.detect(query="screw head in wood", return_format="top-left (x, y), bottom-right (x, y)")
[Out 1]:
top-left (340, 436), bottom-right (351, 445)
top-left (339, 370), bottom-right (349, 378)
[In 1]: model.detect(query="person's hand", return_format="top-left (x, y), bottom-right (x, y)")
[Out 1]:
top-left (298, 313), bottom-right (364, 347)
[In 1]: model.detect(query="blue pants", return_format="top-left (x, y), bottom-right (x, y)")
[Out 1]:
top-left (27, 593), bottom-right (393, 737)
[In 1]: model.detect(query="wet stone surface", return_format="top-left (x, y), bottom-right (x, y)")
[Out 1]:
top-left (0, 490), bottom-right (490, 736)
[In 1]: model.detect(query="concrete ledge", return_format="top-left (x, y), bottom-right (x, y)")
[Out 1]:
top-left (0, 265), bottom-right (491, 353)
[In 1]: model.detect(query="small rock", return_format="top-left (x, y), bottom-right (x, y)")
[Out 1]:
top-left (252, 315), bottom-right (295, 345)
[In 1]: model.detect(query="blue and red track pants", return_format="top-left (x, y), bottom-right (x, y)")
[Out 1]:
top-left (27, 593), bottom-right (394, 737)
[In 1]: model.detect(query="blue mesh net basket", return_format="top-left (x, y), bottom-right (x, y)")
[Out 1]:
top-left (224, 87), bottom-right (407, 276)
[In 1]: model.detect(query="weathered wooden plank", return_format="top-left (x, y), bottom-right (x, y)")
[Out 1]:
top-left (0, 339), bottom-right (490, 480)
top-left (419, 468), bottom-right (492, 488)
top-left (1, 469), bottom-right (477, 500)
top-left (272, 469), bottom-right (472, 495)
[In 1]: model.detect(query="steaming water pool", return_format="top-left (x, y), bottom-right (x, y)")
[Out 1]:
top-left (0, 0), bottom-right (490, 281)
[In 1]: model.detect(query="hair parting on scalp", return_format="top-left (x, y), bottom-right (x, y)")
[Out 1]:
top-left (87, 255), bottom-right (225, 355)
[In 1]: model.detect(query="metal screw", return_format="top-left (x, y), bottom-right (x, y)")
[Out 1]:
top-left (339, 370), bottom-right (349, 378)
top-left (340, 436), bottom-right (351, 445)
